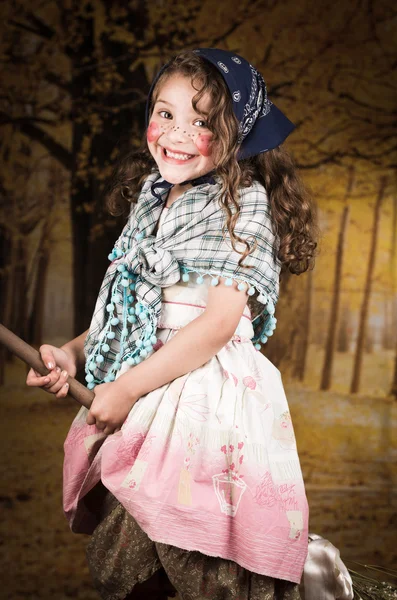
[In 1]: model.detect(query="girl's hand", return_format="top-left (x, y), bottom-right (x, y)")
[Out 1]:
top-left (85, 381), bottom-right (138, 435)
top-left (26, 344), bottom-right (77, 398)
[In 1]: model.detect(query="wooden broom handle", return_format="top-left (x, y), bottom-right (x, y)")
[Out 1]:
top-left (0, 323), bottom-right (94, 409)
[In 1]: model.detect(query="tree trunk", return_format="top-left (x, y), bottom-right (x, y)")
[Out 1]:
top-left (292, 268), bottom-right (313, 381)
top-left (382, 293), bottom-right (391, 350)
top-left (320, 167), bottom-right (354, 390)
top-left (350, 176), bottom-right (387, 394)
top-left (389, 195), bottom-right (397, 397)
top-left (65, 1), bottom-right (150, 335)
top-left (266, 270), bottom-right (300, 373)
top-left (15, 238), bottom-right (29, 340)
top-left (0, 225), bottom-right (12, 383)
top-left (337, 302), bottom-right (350, 352)
top-left (27, 213), bottom-right (53, 347)
top-left (390, 332), bottom-right (397, 399)
top-left (3, 236), bottom-right (21, 339)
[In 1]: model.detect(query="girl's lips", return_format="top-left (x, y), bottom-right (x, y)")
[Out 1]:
top-left (161, 146), bottom-right (197, 165)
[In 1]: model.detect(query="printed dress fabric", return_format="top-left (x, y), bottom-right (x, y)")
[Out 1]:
top-left (63, 207), bottom-right (309, 590)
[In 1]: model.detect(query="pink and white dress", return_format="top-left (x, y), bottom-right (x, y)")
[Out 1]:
top-left (63, 209), bottom-right (309, 585)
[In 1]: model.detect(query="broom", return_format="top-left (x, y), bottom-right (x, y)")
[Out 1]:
top-left (0, 323), bottom-right (94, 408)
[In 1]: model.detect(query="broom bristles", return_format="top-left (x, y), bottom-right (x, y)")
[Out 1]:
top-left (346, 562), bottom-right (397, 600)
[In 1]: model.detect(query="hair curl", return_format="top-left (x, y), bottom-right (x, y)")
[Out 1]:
top-left (105, 50), bottom-right (319, 275)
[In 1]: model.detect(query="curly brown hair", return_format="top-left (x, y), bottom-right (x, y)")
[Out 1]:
top-left (105, 50), bottom-right (319, 275)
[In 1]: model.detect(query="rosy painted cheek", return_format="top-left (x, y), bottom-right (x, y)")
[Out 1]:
top-left (196, 134), bottom-right (213, 157)
top-left (147, 122), bottom-right (160, 144)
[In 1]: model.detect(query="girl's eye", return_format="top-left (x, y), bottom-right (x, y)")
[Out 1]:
top-left (194, 119), bottom-right (207, 128)
top-left (159, 110), bottom-right (172, 119)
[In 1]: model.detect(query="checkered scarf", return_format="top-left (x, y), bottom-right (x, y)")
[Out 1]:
top-left (84, 171), bottom-right (280, 384)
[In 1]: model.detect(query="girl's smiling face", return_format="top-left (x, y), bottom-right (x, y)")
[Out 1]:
top-left (147, 74), bottom-right (216, 184)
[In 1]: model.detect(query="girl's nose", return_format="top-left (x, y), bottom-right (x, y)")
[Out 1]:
top-left (166, 125), bottom-right (190, 144)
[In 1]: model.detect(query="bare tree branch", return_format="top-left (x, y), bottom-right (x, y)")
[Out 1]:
top-left (0, 113), bottom-right (72, 170)
top-left (0, 113), bottom-right (55, 127)
top-left (9, 12), bottom-right (56, 41)
top-left (337, 92), bottom-right (396, 115)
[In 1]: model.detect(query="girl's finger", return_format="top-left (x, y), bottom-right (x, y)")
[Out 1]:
top-left (44, 368), bottom-right (68, 393)
top-left (41, 366), bottom-right (60, 386)
top-left (86, 411), bottom-right (96, 426)
top-left (26, 372), bottom-right (51, 387)
top-left (39, 347), bottom-right (56, 370)
top-left (56, 383), bottom-right (69, 398)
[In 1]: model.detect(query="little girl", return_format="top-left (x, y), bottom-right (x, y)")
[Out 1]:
top-left (27, 48), bottom-right (319, 600)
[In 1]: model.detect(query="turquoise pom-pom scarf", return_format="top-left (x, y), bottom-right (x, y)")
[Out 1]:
top-left (84, 171), bottom-right (279, 387)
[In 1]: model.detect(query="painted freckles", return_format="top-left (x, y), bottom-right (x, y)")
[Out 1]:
top-left (196, 134), bottom-right (213, 157)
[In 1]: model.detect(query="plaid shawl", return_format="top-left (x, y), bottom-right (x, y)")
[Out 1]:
top-left (84, 171), bottom-right (280, 386)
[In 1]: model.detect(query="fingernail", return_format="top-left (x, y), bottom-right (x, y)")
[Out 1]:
top-left (56, 367), bottom-right (61, 374)
top-left (62, 370), bottom-right (68, 378)
top-left (47, 362), bottom-right (55, 369)
top-left (64, 383), bottom-right (69, 390)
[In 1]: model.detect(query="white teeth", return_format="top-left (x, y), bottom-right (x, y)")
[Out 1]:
top-left (165, 149), bottom-right (193, 161)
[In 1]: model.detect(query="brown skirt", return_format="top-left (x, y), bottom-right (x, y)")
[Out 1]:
top-left (85, 483), bottom-right (302, 600)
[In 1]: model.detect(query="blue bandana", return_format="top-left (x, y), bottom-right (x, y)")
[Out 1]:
top-left (146, 47), bottom-right (295, 161)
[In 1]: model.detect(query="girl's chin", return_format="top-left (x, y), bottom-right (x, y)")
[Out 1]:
top-left (157, 166), bottom-right (196, 185)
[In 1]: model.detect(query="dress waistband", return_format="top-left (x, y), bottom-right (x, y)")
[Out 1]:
top-left (157, 300), bottom-right (254, 339)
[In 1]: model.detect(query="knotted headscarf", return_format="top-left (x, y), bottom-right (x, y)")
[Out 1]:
top-left (146, 48), bottom-right (295, 160)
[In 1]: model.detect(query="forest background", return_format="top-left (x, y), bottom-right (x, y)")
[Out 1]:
top-left (0, 0), bottom-right (396, 598)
